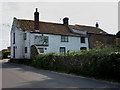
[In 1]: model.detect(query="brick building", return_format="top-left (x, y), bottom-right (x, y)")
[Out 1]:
top-left (88, 33), bottom-right (116, 49)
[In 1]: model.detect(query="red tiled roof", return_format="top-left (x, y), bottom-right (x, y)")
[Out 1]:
top-left (14, 18), bottom-right (107, 36)
top-left (1, 49), bottom-right (8, 52)
top-left (70, 24), bottom-right (107, 34)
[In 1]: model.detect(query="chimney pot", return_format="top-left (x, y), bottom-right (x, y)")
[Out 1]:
top-left (95, 22), bottom-right (99, 28)
top-left (63, 17), bottom-right (69, 25)
top-left (36, 8), bottom-right (38, 12)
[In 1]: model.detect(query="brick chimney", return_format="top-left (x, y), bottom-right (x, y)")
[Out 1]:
top-left (34, 8), bottom-right (39, 30)
top-left (63, 17), bottom-right (69, 25)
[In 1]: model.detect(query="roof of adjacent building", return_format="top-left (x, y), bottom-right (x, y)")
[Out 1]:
top-left (14, 17), bottom-right (108, 36)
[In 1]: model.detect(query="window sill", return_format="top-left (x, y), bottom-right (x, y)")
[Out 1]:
top-left (61, 41), bottom-right (69, 42)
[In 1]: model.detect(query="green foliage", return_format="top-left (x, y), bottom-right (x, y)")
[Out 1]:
top-left (67, 50), bottom-right (71, 55)
top-left (24, 47), bottom-right (120, 82)
top-left (94, 41), bottom-right (104, 49)
top-left (67, 50), bottom-right (76, 55)
top-left (116, 31), bottom-right (120, 38)
top-left (2, 51), bottom-right (10, 59)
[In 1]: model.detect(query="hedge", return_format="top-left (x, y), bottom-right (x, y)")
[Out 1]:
top-left (24, 48), bottom-right (120, 82)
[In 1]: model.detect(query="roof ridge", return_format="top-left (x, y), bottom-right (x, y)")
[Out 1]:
top-left (17, 18), bottom-right (64, 25)
top-left (14, 17), bottom-right (108, 35)
top-left (16, 18), bottom-right (101, 29)
top-left (74, 24), bottom-right (97, 28)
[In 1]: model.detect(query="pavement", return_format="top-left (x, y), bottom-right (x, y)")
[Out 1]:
top-left (1, 59), bottom-right (120, 88)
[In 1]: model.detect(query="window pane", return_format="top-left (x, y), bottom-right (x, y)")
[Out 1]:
top-left (39, 48), bottom-right (44, 53)
top-left (81, 37), bottom-right (85, 43)
top-left (80, 47), bottom-right (87, 50)
top-left (61, 36), bottom-right (68, 42)
top-left (13, 46), bottom-right (15, 58)
top-left (60, 47), bottom-right (66, 54)
top-left (13, 33), bottom-right (15, 44)
top-left (24, 33), bottom-right (27, 40)
top-left (25, 47), bottom-right (27, 53)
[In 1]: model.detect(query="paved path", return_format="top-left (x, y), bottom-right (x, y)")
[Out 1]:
top-left (2, 60), bottom-right (120, 88)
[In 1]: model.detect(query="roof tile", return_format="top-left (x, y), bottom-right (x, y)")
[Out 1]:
top-left (14, 18), bottom-right (107, 36)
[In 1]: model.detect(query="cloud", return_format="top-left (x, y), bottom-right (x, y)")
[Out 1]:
top-left (3, 2), bottom-right (19, 11)
top-left (2, 23), bottom-right (10, 27)
top-left (1, 0), bottom-right (40, 2)
top-left (0, 0), bottom-right (119, 2)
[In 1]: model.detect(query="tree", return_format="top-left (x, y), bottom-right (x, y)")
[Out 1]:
top-left (2, 51), bottom-right (10, 59)
top-left (116, 31), bottom-right (120, 38)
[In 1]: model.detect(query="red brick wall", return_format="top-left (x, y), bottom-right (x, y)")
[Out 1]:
top-left (88, 33), bottom-right (116, 49)
top-left (116, 38), bottom-right (120, 46)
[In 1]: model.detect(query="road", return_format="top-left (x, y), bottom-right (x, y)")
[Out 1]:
top-left (2, 59), bottom-right (120, 88)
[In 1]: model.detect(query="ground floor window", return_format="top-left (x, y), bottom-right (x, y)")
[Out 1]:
top-left (13, 46), bottom-right (15, 58)
top-left (39, 48), bottom-right (44, 53)
top-left (60, 47), bottom-right (66, 54)
top-left (80, 47), bottom-right (87, 50)
top-left (25, 47), bottom-right (27, 53)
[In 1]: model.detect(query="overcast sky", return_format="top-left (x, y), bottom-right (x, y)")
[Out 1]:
top-left (0, 0), bottom-right (119, 50)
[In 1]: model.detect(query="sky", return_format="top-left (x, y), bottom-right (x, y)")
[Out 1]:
top-left (0, 0), bottom-right (119, 51)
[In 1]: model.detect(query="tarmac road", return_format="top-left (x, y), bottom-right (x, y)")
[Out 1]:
top-left (2, 59), bottom-right (120, 88)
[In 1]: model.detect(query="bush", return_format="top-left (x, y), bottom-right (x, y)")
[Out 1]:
top-left (24, 47), bottom-right (120, 82)
top-left (2, 51), bottom-right (10, 59)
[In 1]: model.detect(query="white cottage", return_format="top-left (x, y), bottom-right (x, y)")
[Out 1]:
top-left (11, 8), bottom-right (89, 59)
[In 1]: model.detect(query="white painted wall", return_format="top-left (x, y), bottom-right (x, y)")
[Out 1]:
top-left (11, 21), bottom-right (25, 59)
top-left (24, 31), bottom-right (31, 59)
top-left (30, 33), bottom-right (89, 55)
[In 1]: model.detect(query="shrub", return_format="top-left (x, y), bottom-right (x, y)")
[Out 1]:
top-left (2, 51), bottom-right (10, 59)
top-left (23, 47), bottom-right (120, 82)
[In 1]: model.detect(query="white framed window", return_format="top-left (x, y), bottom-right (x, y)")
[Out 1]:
top-left (24, 33), bottom-right (27, 40)
top-left (80, 47), bottom-right (87, 50)
top-left (25, 47), bottom-right (27, 53)
top-left (81, 37), bottom-right (85, 43)
top-left (61, 36), bottom-right (68, 42)
top-left (13, 33), bottom-right (15, 44)
top-left (39, 48), bottom-right (44, 53)
top-left (60, 47), bottom-right (66, 54)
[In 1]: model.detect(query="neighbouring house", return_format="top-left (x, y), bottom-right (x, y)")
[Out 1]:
top-left (70, 24), bottom-right (116, 49)
top-left (116, 31), bottom-right (120, 47)
top-left (1, 47), bottom-right (11, 53)
top-left (88, 33), bottom-right (116, 49)
top-left (10, 8), bottom-right (116, 60)
top-left (1, 47), bottom-right (11, 59)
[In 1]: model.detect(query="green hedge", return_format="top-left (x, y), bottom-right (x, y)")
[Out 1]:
top-left (25, 48), bottom-right (120, 82)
